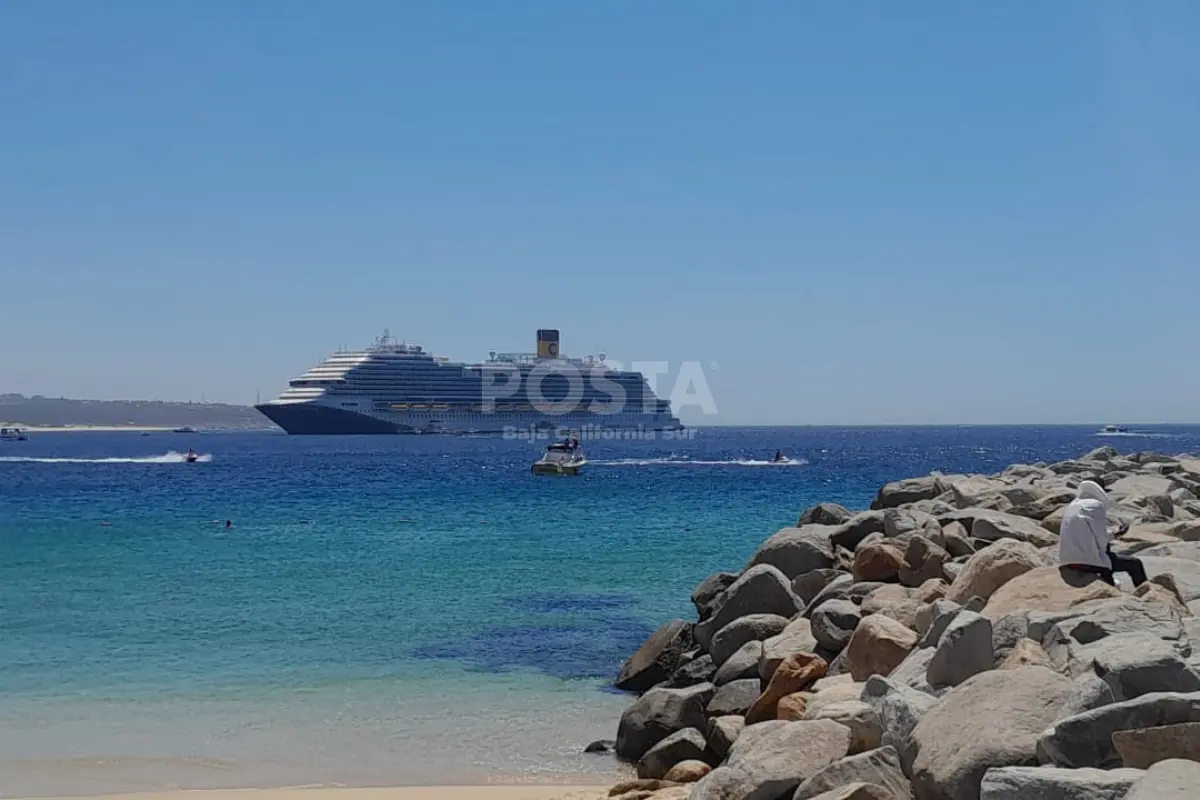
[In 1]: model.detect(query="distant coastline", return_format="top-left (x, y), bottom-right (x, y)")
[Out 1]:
top-left (0, 394), bottom-right (276, 431)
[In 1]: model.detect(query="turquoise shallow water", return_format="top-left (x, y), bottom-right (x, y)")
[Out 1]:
top-left (2, 425), bottom-right (1197, 795)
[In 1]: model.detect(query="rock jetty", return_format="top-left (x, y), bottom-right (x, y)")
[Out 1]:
top-left (602, 446), bottom-right (1200, 800)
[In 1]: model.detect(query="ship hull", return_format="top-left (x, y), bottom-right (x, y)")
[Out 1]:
top-left (255, 401), bottom-right (682, 436)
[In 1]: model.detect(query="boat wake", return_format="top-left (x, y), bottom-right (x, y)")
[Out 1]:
top-left (597, 456), bottom-right (808, 467)
top-left (0, 450), bottom-right (212, 464)
top-left (1094, 431), bottom-right (1176, 439)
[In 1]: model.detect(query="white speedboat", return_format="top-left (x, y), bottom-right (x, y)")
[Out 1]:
top-left (0, 427), bottom-right (28, 441)
top-left (531, 440), bottom-right (587, 476)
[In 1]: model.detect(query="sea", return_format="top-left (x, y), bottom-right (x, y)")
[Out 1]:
top-left (2, 424), bottom-right (1197, 797)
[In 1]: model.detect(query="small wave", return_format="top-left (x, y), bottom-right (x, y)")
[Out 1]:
top-left (1094, 431), bottom-right (1177, 439)
top-left (0, 450), bottom-right (212, 464)
top-left (597, 456), bottom-right (808, 467)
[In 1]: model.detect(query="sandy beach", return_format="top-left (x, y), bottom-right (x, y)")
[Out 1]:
top-left (28, 790), bottom-right (610, 800)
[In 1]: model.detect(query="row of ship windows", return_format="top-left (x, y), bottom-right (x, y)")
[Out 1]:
top-left (373, 401), bottom-right (671, 412)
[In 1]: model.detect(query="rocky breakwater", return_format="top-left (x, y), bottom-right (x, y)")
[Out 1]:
top-left (601, 446), bottom-right (1200, 800)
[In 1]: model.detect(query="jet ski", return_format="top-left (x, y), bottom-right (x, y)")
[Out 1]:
top-left (185, 450), bottom-right (199, 463)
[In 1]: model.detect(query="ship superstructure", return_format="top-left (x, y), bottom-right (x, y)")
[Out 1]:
top-left (255, 329), bottom-right (683, 435)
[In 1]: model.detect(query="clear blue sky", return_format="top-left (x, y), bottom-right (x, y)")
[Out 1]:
top-left (2, 1), bottom-right (1197, 424)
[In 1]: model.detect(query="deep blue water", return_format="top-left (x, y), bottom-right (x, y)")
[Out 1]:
top-left (0, 424), bottom-right (1196, 792)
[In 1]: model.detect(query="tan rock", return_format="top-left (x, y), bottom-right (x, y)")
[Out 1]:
top-left (900, 536), bottom-right (952, 587)
top-left (1112, 722), bottom-right (1200, 769)
top-left (804, 679), bottom-right (867, 718)
top-left (982, 566), bottom-right (1124, 620)
top-left (861, 584), bottom-right (913, 616)
top-left (1136, 574), bottom-right (1192, 617)
top-left (745, 651), bottom-right (828, 724)
top-left (662, 760), bottom-right (712, 783)
top-left (776, 691), bottom-right (811, 720)
top-left (844, 614), bottom-right (919, 681)
top-left (876, 599), bottom-right (924, 631)
top-left (852, 541), bottom-right (906, 582)
top-left (608, 779), bottom-right (678, 796)
top-left (914, 578), bottom-right (950, 603)
top-left (805, 698), bottom-right (882, 754)
top-left (999, 638), bottom-right (1055, 670)
top-left (945, 539), bottom-right (1043, 605)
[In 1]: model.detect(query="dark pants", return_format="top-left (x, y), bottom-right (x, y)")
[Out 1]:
top-left (1069, 547), bottom-right (1148, 588)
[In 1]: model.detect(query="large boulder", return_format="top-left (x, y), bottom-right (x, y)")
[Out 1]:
top-left (981, 567), bottom-right (1123, 620)
top-left (1038, 690), bottom-right (1200, 769)
top-left (616, 619), bottom-right (696, 692)
top-left (689, 719), bottom-right (853, 800)
top-left (709, 614), bottom-right (790, 667)
top-left (801, 502), bottom-right (853, 526)
top-left (662, 653), bottom-right (716, 689)
top-left (745, 526), bottom-right (838, 580)
top-left (636, 727), bottom-right (709, 779)
top-left (973, 511), bottom-right (1059, 548)
top-left (746, 651), bottom-right (828, 724)
top-left (714, 640), bottom-right (764, 685)
top-left (900, 535), bottom-right (951, 587)
top-left (978, 766), bottom-right (1144, 800)
top-left (794, 746), bottom-right (911, 800)
top-left (1111, 722), bottom-right (1200, 769)
top-left (926, 610), bottom-right (994, 689)
top-left (1109, 474), bottom-right (1176, 498)
top-left (616, 683), bottom-right (715, 761)
top-left (908, 666), bottom-right (1074, 800)
top-left (860, 675), bottom-right (938, 767)
top-left (852, 540), bottom-right (907, 583)
top-left (693, 572), bottom-right (739, 622)
top-left (872, 476), bottom-right (944, 509)
top-left (1123, 758), bottom-right (1200, 800)
top-left (708, 678), bottom-right (764, 717)
top-left (695, 565), bottom-right (803, 650)
top-left (946, 539), bottom-right (1044, 604)
top-left (706, 715), bottom-right (744, 760)
top-left (831, 512), bottom-right (889, 551)
top-left (804, 699), bottom-right (883, 754)
top-left (811, 598), bottom-right (862, 653)
top-left (845, 614), bottom-right (919, 681)
top-left (760, 617), bottom-right (821, 682)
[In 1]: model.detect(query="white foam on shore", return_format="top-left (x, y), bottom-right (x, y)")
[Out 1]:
top-left (0, 451), bottom-right (213, 464)
top-left (596, 456), bottom-right (807, 467)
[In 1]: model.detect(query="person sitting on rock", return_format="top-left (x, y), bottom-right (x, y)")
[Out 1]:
top-left (1058, 479), bottom-right (1147, 588)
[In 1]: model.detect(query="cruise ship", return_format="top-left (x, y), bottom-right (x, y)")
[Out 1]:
top-left (255, 329), bottom-right (684, 435)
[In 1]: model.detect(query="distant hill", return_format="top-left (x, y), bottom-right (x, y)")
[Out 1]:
top-left (0, 394), bottom-right (275, 430)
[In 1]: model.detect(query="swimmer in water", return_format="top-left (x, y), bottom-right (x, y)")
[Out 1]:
top-left (225, 520), bottom-right (232, 529)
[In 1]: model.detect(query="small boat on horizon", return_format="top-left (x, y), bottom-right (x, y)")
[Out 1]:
top-left (172, 426), bottom-right (197, 434)
top-left (0, 427), bottom-right (28, 441)
top-left (1100, 424), bottom-right (1131, 435)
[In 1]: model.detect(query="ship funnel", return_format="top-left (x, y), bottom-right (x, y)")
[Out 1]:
top-left (536, 329), bottom-right (560, 359)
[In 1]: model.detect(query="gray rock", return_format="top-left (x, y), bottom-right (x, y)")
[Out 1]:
top-left (695, 565), bottom-right (803, 650)
top-left (900, 535), bottom-right (952, 588)
top-left (746, 526), bottom-right (838, 580)
top-left (1038, 690), bottom-right (1200, 768)
top-left (917, 600), bottom-right (963, 648)
top-left (884, 507), bottom-right (943, 539)
top-left (1054, 673), bottom-right (1116, 719)
top-left (801, 502), bottom-right (854, 527)
top-left (978, 765), bottom-right (1144, 800)
top-left (873, 476), bottom-right (944, 510)
top-left (615, 682), bottom-right (715, 760)
top-left (887, 646), bottom-right (937, 695)
top-left (1090, 632), bottom-right (1200, 700)
top-left (973, 512), bottom-right (1059, 548)
top-left (690, 719), bottom-right (853, 800)
top-left (803, 785), bottom-right (896, 800)
top-left (710, 614), bottom-right (790, 667)
top-left (760, 617), bottom-right (821, 682)
top-left (1053, 596), bottom-right (1185, 644)
top-left (804, 573), bottom-right (856, 614)
top-left (860, 675), bottom-right (938, 768)
top-left (714, 640), bottom-right (765, 686)
top-left (927, 610), bottom-right (994, 689)
top-left (636, 727), bottom-right (709, 779)
top-left (908, 666), bottom-right (1074, 800)
top-left (831, 511), bottom-right (889, 551)
top-left (946, 539), bottom-right (1045, 605)
top-left (708, 678), bottom-right (764, 717)
top-left (1123, 758), bottom-right (1200, 800)
top-left (794, 569), bottom-right (848, 606)
top-left (1109, 474), bottom-right (1176, 497)
top-left (794, 746), bottom-right (911, 800)
top-left (812, 599), bottom-right (863, 653)
top-left (706, 715), bottom-right (745, 760)
top-left (693, 573), bottom-right (738, 621)
top-left (616, 619), bottom-right (695, 692)
top-left (663, 653), bottom-right (717, 688)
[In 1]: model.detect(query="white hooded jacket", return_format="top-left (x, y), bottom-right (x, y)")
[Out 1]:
top-left (1058, 480), bottom-right (1114, 569)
